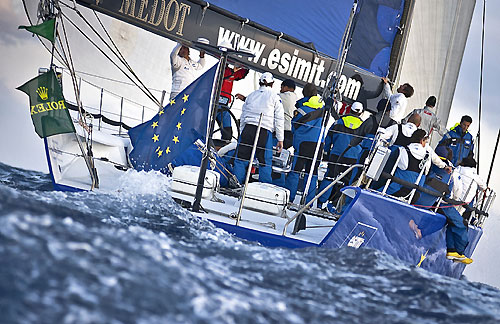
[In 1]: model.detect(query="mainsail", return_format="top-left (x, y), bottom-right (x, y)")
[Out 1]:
top-left (397, 0), bottom-right (476, 136)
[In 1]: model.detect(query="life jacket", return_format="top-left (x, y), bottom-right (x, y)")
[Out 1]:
top-left (414, 160), bottom-right (453, 207)
top-left (220, 67), bottom-right (249, 104)
top-left (325, 114), bottom-right (363, 159)
top-left (394, 124), bottom-right (412, 147)
top-left (438, 123), bottom-right (474, 166)
top-left (386, 146), bottom-right (427, 196)
top-left (292, 95), bottom-right (325, 146)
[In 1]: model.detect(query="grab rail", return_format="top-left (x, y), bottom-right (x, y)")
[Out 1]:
top-left (282, 164), bottom-right (362, 236)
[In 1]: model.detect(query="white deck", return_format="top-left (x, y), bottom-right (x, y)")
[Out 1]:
top-left (168, 190), bottom-right (336, 245)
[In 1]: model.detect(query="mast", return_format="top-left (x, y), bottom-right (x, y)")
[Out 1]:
top-left (299, 0), bottom-right (359, 206)
top-left (486, 129), bottom-right (499, 187)
top-left (191, 43), bottom-right (254, 213)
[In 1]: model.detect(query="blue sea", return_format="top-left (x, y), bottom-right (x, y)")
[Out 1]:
top-left (1, 161), bottom-right (500, 324)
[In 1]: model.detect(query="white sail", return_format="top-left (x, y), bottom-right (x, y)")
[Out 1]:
top-left (397, 0), bottom-right (476, 142)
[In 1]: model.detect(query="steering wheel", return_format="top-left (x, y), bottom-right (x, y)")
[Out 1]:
top-left (213, 92), bottom-right (240, 143)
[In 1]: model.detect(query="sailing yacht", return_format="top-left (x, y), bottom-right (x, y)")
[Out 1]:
top-left (18, 0), bottom-right (495, 279)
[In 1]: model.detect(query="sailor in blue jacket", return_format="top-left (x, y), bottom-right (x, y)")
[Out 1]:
top-left (317, 102), bottom-right (364, 208)
top-left (438, 115), bottom-right (474, 166)
top-left (413, 146), bottom-right (473, 264)
top-left (285, 83), bottom-right (325, 204)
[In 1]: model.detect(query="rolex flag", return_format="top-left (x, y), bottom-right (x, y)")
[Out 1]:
top-left (17, 69), bottom-right (76, 138)
top-left (128, 64), bottom-right (218, 172)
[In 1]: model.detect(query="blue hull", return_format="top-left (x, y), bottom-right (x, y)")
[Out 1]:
top-left (210, 220), bottom-right (317, 249)
top-left (209, 187), bottom-right (480, 279)
top-left (318, 187), bottom-right (481, 278)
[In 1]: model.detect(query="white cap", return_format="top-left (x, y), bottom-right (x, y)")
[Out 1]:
top-left (259, 72), bottom-right (274, 83)
top-left (351, 102), bottom-right (363, 114)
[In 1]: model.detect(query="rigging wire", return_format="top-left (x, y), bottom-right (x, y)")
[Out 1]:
top-left (63, 68), bottom-right (165, 93)
top-left (61, 69), bottom-right (159, 112)
top-left (59, 16), bottom-right (86, 122)
top-left (477, 0), bottom-right (486, 174)
top-left (21, 0), bottom-right (70, 70)
top-left (58, 0), bottom-right (161, 107)
top-left (56, 9), bottom-right (161, 107)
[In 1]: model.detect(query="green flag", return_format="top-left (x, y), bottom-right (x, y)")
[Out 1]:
top-left (18, 18), bottom-right (56, 43)
top-left (17, 70), bottom-right (76, 138)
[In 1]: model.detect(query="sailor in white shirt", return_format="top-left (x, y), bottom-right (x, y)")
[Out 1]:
top-left (395, 135), bottom-right (451, 176)
top-left (381, 77), bottom-right (414, 123)
top-left (379, 113), bottom-right (421, 146)
top-left (454, 157), bottom-right (487, 203)
top-left (383, 130), bottom-right (451, 198)
top-left (170, 43), bottom-right (205, 99)
top-left (278, 79), bottom-right (298, 149)
top-left (403, 96), bottom-right (446, 138)
top-left (233, 72), bottom-right (284, 184)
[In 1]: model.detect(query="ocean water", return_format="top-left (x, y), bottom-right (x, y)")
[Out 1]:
top-left (1, 162), bottom-right (500, 324)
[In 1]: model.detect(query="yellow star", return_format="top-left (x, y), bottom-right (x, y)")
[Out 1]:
top-left (152, 134), bottom-right (159, 142)
top-left (165, 147), bottom-right (171, 154)
top-left (416, 250), bottom-right (429, 268)
top-left (181, 108), bottom-right (186, 115)
top-left (157, 149), bottom-right (163, 157)
top-left (155, 146), bottom-right (161, 152)
top-left (182, 94), bottom-right (189, 102)
top-left (172, 136), bottom-right (179, 144)
top-left (159, 109), bottom-right (164, 116)
top-left (170, 99), bottom-right (175, 105)
top-left (151, 121), bottom-right (158, 129)
top-left (176, 122), bottom-right (182, 130)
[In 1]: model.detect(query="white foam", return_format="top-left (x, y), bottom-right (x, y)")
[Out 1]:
top-left (100, 169), bottom-right (171, 196)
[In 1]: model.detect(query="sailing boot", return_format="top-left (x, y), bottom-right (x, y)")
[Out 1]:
top-left (446, 252), bottom-right (473, 264)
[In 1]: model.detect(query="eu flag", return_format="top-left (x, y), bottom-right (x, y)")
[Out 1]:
top-left (128, 64), bottom-right (218, 172)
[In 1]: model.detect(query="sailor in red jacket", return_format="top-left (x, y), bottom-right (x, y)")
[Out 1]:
top-left (216, 64), bottom-right (249, 143)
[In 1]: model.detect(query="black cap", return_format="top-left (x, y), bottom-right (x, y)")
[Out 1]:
top-left (281, 79), bottom-right (296, 89)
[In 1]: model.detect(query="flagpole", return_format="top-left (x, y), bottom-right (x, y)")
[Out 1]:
top-left (191, 42), bottom-right (255, 212)
top-left (50, 20), bottom-right (57, 68)
top-left (192, 53), bottom-right (228, 212)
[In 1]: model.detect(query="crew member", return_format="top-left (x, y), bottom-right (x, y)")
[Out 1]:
top-left (317, 102), bottom-right (364, 208)
top-left (279, 79), bottom-right (298, 149)
top-left (216, 64), bottom-right (249, 143)
top-left (285, 83), bottom-right (324, 204)
top-left (233, 72), bottom-right (284, 184)
top-left (455, 156), bottom-right (487, 224)
top-left (379, 113), bottom-right (421, 147)
top-left (412, 146), bottom-right (473, 264)
top-left (381, 77), bottom-right (414, 123)
top-left (348, 98), bottom-right (395, 184)
top-left (380, 130), bottom-right (452, 198)
top-left (403, 96), bottom-right (445, 139)
top-left (382, 129), bottom-right (429, 197)
top-left (170, 43), bottom-right (205, 99)
top-left (437, 115), bottom-right (474, 166)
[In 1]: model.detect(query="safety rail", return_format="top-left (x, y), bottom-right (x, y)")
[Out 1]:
top-left (283, 164), bottom-right (363, 236)
top-left (62, 73), bottom-right (162, 136)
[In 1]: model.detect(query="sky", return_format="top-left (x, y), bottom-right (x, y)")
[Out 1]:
top-left (1, 1), bottom-right (499, 287)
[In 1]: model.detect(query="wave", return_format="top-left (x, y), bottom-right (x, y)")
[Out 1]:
top-left (0, 161), bottom-right (499, 323)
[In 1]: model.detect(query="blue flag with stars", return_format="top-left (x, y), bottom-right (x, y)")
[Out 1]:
top-left (128, 64), bottom-right (218, 172)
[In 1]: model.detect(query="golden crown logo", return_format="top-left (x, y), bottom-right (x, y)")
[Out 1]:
top-left (36, 87), bottom-right (49, 101)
